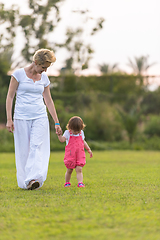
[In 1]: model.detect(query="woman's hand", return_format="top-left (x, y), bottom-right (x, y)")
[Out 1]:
top-left (55, 125), bottom-right (62, 135)
top-left (6, 120), bottom-right (14, 133)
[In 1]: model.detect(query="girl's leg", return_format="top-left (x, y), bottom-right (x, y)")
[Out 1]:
top-left (65, 168), bottom-right (73, 182)
top-left (75, 166), bottom-right (83, 183)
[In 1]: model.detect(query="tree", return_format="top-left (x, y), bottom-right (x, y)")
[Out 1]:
top-left (58, 27), bottom-right (94, 75)
top-left (0, 3), bottom-right (19, 53)
top-left (98, 63), bottom-right (119, 74)
top-left (19, 0), bottom-right (62, 64)
top-left (0, 50), bottom-right (13, 123)
top-left (127, 55), bottom-right (156, 75)
top-left (0, 50), bottom-right (13, 77)
top-left (0, 0), bottom-right (63, 68)
top-left (58, 12), bottom-right (105, 75)
top-left (0, 1), bottom-right (104, 73)
top-left (117, 107), bottom-right (141, 145)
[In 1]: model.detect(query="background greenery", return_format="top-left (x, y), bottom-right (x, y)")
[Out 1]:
top-left (1, 74), bottom-right (160, 152)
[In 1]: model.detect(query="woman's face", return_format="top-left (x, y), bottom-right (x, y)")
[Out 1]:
top-left (35, 62), bottom-right (51, 74)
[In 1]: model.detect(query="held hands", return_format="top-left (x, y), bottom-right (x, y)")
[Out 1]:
top-left (6, 120), bottom-right (14, 133)
top-left (55, 124), bottom-right (62, 136)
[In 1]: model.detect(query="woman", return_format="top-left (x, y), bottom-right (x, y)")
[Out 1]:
top-left (6, 49), bottom-right (62, 190)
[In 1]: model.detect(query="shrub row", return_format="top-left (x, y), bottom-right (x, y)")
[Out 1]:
top-left (1, 128), bottom-right (160, 153)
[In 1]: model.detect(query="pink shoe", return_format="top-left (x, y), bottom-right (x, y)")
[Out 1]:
top-left (77, 182), bottom-right (85, 187)
top-left (64, 182), bottom-right (71, 187)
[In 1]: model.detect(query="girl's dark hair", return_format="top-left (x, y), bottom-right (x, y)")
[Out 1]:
top-left (66, 116), bottom-right (86, 132)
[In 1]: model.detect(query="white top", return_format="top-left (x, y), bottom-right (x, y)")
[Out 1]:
top-left (63, 130), bottom-right (85, 145)
top-left (12, 68), bottom-right (50, 120)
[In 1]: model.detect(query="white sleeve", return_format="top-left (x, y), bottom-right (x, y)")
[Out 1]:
top-left (63, 130), bottom-right (70, 141)
top-left (81, 130), bottom-right (85, 140)
top-left (11, 69), bottom-right (21, 83)
top-left (43, 73), bottom-right (50, 87)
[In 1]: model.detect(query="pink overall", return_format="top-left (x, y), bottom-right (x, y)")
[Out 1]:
top-left (64, 132), bottom-right (86, 169)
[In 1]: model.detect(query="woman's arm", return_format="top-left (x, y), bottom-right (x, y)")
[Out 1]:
top-left (43, 85), bottom-right (62, 135)
top-left (6, 76), bottom-right (19, 132)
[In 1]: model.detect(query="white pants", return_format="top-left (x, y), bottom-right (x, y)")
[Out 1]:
top-left (14, 118), bottom-right (50, 189)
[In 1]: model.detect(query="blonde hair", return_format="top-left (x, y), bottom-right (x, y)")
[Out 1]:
top-left (66, 116), bottom-right (86, 132)
top-left (33, 49), bottom-right (56, 65)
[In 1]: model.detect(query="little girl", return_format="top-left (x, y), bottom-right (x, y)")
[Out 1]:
top-left (58, 116), bottom-right (93, 187)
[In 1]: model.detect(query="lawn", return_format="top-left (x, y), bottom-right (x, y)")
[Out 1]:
top-left (0, 151), bottom-right (160, 240)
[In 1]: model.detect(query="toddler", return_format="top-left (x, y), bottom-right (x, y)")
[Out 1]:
top-left (58, 116), bottom-right (93, 187)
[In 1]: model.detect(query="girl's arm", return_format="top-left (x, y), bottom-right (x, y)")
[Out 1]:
top-left (58, 135), bottom-right (66, 143)
top-left (6, 76), bottom-right (19, 132)
top-left (84, 140), bottom-right (93, 158)
top-left (43, 86), bottom-right (62, 135)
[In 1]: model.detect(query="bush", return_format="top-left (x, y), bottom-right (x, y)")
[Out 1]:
top-left (144, 115), bottom-right (160, 137)
top-left (141, 90), bottom-right (160, 115)
top-left (82, 100), bottom-right (123, 141)
top-left (2, 127), bottom-right (160, 152)
top-left (0, 129), bottom-right (14, 152)
top-left (50, 130), bottom-right (65, 151)
top-left (0, 87), bottom-right (8, 123)
top-left (144, 136), bottom-right (160, 150)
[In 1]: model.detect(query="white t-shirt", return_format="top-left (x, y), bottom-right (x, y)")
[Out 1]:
top-left (12, 68), bottom-right (50, 120)
top-left (63, 130), bottom-right (85, 145)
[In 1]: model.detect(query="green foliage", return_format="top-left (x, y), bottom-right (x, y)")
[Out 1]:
top-left (141, 90), bottom-right (160, 115)
top-left (143, 135), bottom-right (160, 150)
top-left (98, 63), bottom-right (119, 74)
top-left (1, 73), bottom-right (160, 149)
top-left (117, 107), bottom-right (141, 144)
top-left (0, 2), bottom-right (104, 71)
top-left (144, 115), bottom-right (160, 137)
top-left (2, 127), bottom-right (160, 152)
top-left (90, 17), bottom-right (105, 35)
top-left (18, 0), bottom-right (62, 63)
top-left (49, 90), bottom-right (124, 142)
top-left (50, 129), bottom-right (65, 151)
top-left (0, 50), bottom-right (13, 96)
top-left (0, 87), bottom-right (8, 122)
top-left (89, 136), bottom-right (160, 150)
top-left (56, 13), bottom-right (104, 73)
top-left (1, 151), bottom-right (160, 239)
top-left (82, 100), bottom-right (123, 141)
top-left (0, 3), bottom-right (19, 51)
top-left (0, 129), bottom-right (14, 152)
top-left (0, 50), bottom-right (13, 77)
top-left (127, 55), bottom-right (156, 76)
top-left (50, 74), bottom-right (143, 95)
top-left (49, 99), bottom-right (75, 131)
top-left (58, 26), bottom-right (95, 73)
top-left (0, 52), bottom-right (12, 124)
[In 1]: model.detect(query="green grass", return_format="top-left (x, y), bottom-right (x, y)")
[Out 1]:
top-left (1, 151), bottom-right (160, 240)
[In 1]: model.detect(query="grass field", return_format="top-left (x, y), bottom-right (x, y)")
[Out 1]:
top-left (1, 151), bottom-right (160, 240)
